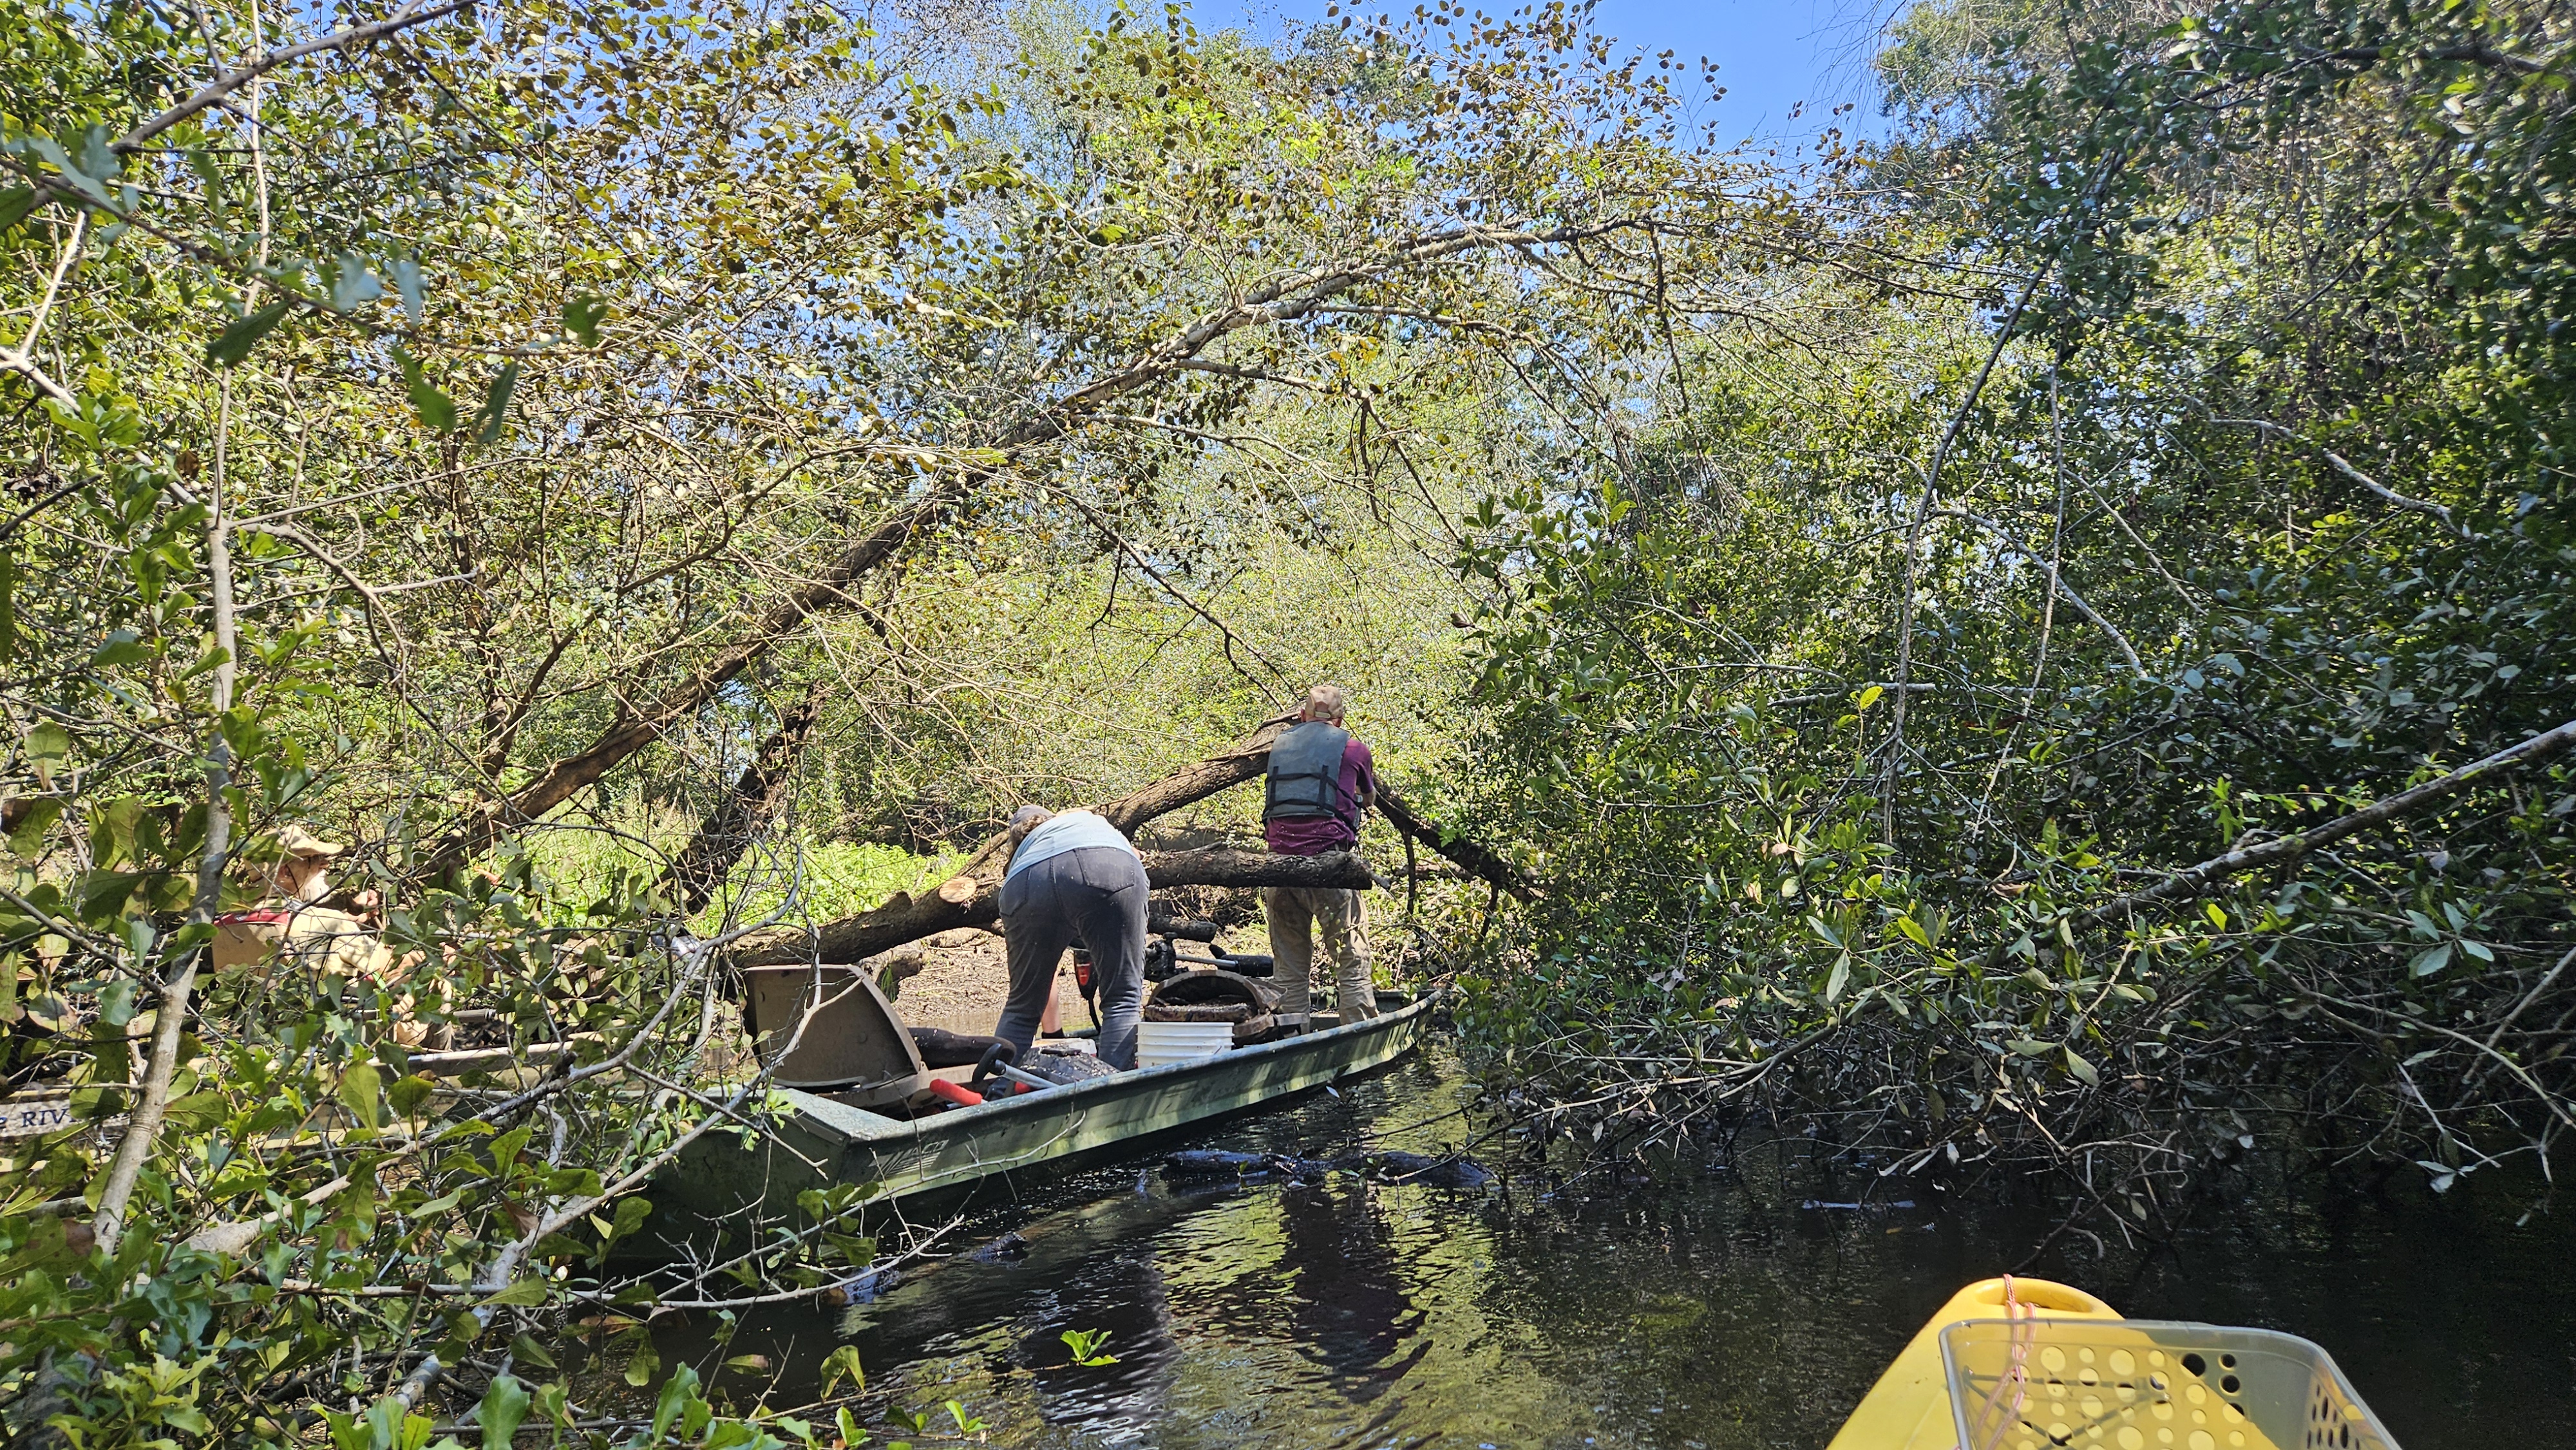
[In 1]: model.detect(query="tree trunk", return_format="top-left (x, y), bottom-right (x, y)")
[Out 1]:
top-left (656, 684), bottom-right (824, 918)
top-left (730, 847), bottom-right (1375, 965)
top-left (424, 490), bottom-right (949, 870)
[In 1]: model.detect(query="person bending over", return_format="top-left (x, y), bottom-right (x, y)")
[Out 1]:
top-left (995, 804), bottom-right (1148, 1069)
top-left (1261, 683), bottom-right (1379, 1030)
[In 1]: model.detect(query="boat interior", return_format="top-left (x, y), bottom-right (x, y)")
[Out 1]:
top-left (739, 919), bottom-right (1332, 1121)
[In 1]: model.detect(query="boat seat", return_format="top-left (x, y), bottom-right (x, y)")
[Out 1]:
top-left (907, 1024), bottom-right (1016, 1070)
top-left (739, 966), bottom-right (933, 1108)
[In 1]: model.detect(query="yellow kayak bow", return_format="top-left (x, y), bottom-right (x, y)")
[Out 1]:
top-left (1829, 1277), bottom-right (2398, 1450)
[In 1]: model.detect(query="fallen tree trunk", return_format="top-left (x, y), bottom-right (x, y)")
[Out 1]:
top-left (731, 715), bottom-right (1533, 965)
top-left (732, 847), bottom-right (1374, 965)
top-left (938, 714), bottom-right (1301, 886)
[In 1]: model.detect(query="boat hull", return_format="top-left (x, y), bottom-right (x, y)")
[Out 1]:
top-left (658, 991), bottom-right (1431, 1227)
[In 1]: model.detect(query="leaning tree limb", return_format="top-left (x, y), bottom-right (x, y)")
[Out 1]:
top-left (732, 848), bottom-right (1376, 965)
top-left (426, 219), bottom-right (1641, 871)
top-left (2082, 715), bottom-right (2576, 923)
top-left (730, 713), bottom-right (1533, 965)
top-left (1376, 784), bottom-right (1535, 902)
top-left (927, 713), bottom-right (1303, 891)
top-left (657, 683), bottom-right (824, 918)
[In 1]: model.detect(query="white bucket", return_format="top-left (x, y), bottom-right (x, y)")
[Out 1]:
top-left (1133, 1021), bottom-right (1233, 1068)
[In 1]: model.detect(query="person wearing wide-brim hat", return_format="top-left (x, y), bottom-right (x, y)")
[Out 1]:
top-left (213, 825), bottom-right (395, 984)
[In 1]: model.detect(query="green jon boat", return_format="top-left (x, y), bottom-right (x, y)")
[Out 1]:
top-left (657, 964), bottom-right (1432, 1229)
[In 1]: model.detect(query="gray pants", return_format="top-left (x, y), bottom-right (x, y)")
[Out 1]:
top-left (998, 846), bottom-right (1148, 1069)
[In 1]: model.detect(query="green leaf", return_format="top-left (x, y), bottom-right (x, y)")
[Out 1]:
top-left (0, 186), bottom-right (38, 232)
top-left (90, 630), bottom-right (150, 668)
top-left (1823, 952), bottom-right (1851, 1005)
top-left (26, 720), bottom-right (70, 773)
top-left (2063, 1047), bottom-right (2099, 1086)
top-left (208, 300), bottom-right (295, 366)
top-left (507, 1333), bottom-right (558, 1370)
top-left (2409, 943), bottom-right (2451, 977)
top-left (166, 1090), bottom-right (230, 1131)
top-left (473, 362), bottom-right (520, 444)
top-left (564, 295), bottom-right (609, 346)
top-left (185, 147), bottom-right (225, 218)
top-left (410, 374), bottom-right (458, 432)
top-left (1852, 684), bottom-right (1884, 711)
top-left (621, 1335), bottom-right (659, 1386)
top-left (818, 1343), bottom-right (866, 1398)
top-left (650, 1364), bottom-right (699, 1442)
top-left (601, 1194), bottom-right (654, 1246)
top-left (339, 1061), bottom-right (383, 1129)
top-left (480, 1278), bottom-right (552, 1308)
top-left (387, 1073), bottom-right (437, 1120)
top-left (1895, 914), bottom-right (1931, 948)
top-left (477, 1374), bottom-right (529, 1450)
top-left (332, 253), bottom-right (384, 312)
top-left (391, 258), bottom-right (425, 321)
top-left (2202, 902), bottom-right (2228, 930)
top-left (27, 135), bottom-right (112, 205)
top-left (408, 1188), bottom-right (464, 1217)
top-left (5, 797), bottom-right (57, 856)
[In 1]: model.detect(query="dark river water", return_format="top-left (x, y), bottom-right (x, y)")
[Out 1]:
top-left (667, 1041), bottom-right (2575, 1448)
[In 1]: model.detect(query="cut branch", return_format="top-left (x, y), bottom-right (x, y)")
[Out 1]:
top-left (725, 710), bottom-right (1535, 965)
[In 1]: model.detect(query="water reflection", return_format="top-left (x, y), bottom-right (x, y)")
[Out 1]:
top-left (1008, 1242), bottom-right (1178, 1441)
top-left (663, 1044), bottom-right (2576, 1449)
top-left (1278, 1182), bottom-right (1430, 1394)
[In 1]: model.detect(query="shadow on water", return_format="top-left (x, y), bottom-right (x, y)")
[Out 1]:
top-left (659, 1040), bottom-right (2576, 1448)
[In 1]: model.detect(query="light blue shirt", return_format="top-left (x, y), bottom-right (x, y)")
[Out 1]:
top-left (1004, 810), bottom-right (1139, 881)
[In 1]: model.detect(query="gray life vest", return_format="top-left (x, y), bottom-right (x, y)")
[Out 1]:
top-left (1263, 721), bottom-right (1354, 825)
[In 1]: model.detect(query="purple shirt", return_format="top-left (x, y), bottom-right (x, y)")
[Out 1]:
top-left (1265, 735), bottom-right (1376, 855)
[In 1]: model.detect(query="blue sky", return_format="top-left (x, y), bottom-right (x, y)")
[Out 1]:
top-left (1231, 0), bottom-right (1899, 144)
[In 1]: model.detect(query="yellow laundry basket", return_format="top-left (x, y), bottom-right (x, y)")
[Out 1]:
top-left (1830, 1278), bottom-right (2399, 1450)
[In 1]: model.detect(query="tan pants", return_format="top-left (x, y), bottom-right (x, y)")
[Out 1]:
top-left (1260, 885), bottom-right (1378, 1023)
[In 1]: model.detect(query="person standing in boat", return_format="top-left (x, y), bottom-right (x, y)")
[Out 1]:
top-left (996, 804), bottom-right (1150, 1069)
top-left (1261, 683), bottom-right (1380, 1031)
